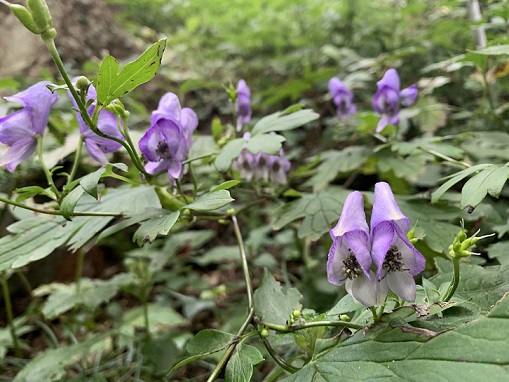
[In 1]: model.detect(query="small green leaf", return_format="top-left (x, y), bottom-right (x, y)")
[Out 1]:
top-left (468, 44), bottom-right (509, 56)
top-left (132, 210), bottom-right (181, 246)
top-left (254, 269), bottom-right (302, 325)
top-left (215, 138), bottom-right (245, 172)
top-left (60, 186), bottom-right (85, 221)
top-left (14, 186), bottom-right (56, 202)
top-left (80, 163), bottom-right (128, 199)
top-left (246, 133), bottom-right (286, 154)
top-left (460, 165), bottom-right (509, 209)
top-left (251, 109), bottom-right (319, 135)
top-left (184, 190), bottom-right (234, 211)
top-left (186, 329), bottom-right (235, 355)
top-left (97, 39), bottom-right (167, 105)
top-left (210, 180), bottom-right (241, 192)
top-left (225, 343), bottom-right (264, 382)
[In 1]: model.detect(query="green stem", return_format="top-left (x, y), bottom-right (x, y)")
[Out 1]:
top-left (370, 307), bottom-right (380, 322)
top-left (66, 135), bottom-right (84, 188)
top-left (36, 135), bottom-right (60, 198)
top-left (1, 273), bottom-right (20, 357)
top-left (0, 195), bottom-right (123, 217)
top-left (175, 179), bottom-right (190, 204)
top-left (75, 250), bottom-right (86, 293)
top-left (418, 146), bottom-right (471, 168)
top-left (442, 257), bottom-right (461, 302)
top-left (189, 163), bottom-right (198, 199)
top-left (42, 35), bottom-right (150, 177)
top-left (263, 320), bottom-right (362, 333)
top-left (259, 335), bottom-right (300, 374)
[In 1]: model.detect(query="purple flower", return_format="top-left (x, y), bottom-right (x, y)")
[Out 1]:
top-left (266, 149), bottom-right (291, 184)
top-left (327, 182), bottom-right (425, 306)
top-left (327, 191), bottom-right (380, 307)
top-left (372, 69), bottom-right (418, 133)
top-left (370, 182), bottom-right (425, 302)
top-left (236, 80), bottom-right (252, 132)
top-left (328, 77), bottom-right (356, 120)
top-left (0, 81), bottom-right (58, 172)
top-left (68, 80), bottom-right (123, 165)
top-left (139, 93), bottom-right (198, 182)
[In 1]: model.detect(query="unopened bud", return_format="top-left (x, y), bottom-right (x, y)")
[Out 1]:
top-left (339, 314), bottom-right (350, 322)
top-left (292, 309), bottom-right (301, 320)
top-left (27, 0), bottom-right (52, 33)
top-left (6, 4), bottom-right (40, 34)
top-left (260, 328), bottom-right (269, 338)
top-left (75, 76), bottom-right (90, 94)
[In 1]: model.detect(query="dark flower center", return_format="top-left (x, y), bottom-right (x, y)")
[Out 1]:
top-left (342, 249), bottom-right (363, 280)
top-left (383, 245), bottom-right (405, 273)
top-left (156, 141), bottom-right (171, 160)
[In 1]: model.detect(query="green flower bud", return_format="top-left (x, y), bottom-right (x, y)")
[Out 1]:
top-left (27, 0), bottom-right (52, 32)
top-left (339, 314), bottom-right (350, 322)
top-left (226, 208), bottom-right (235, 215)
top-left (6, 3), bottom-right (40, 34)
top-left (75, 76), bottom-right (90, 94)
top-left (260, 328), bottom-right (269, 338)
top-left (292, 309), bottom-right (301, 320)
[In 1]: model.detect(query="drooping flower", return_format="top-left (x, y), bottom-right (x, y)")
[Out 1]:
top-left (266, 149), bottom-right (291, 184)
top-left (372, 69), bottom-right (418, 133)
top-left (328, 77), bottom-right (356, 120)
top-left (68, 79), bottom-right (123, 165)
top-left (139, 92), bottom-right (198, 183)
top-left (236, 79), bottom-right (252, 132)
top-left (327, 191), bottom-right (380, 307)
top-left (0, 81), bottom-right (59, 172)
top-left (370, 182), bottom-right (426, 302)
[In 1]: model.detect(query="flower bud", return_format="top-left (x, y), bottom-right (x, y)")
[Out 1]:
top-left (339, 314), bottom-right (350, 322)
top-left (292, 309), bottom-right (301, 320)
top-left (6, 3), bottom-right (41, 34)
top-left (75, 76), bottom-right (91, 94)
top-left (27, 0), bottom-right (52, 32)
top-left (260, 328), bottom-right (269, 338)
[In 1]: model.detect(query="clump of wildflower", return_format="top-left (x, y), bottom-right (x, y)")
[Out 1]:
top-left (328, 77), bottom-right (356, 120)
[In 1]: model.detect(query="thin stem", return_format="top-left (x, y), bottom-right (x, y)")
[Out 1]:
top-left (66, 135), bottom-right (84, 189)
top-left (1, 273), bottom-right (20, 357)
top-left (36, 135), bottom-right (60, 198)
top-left (370, 307), bottom-right (380, 322)
top-left (75, 250), bottom-right (86, 293)
top-left (0, 195), bottom-right (123, 217)
top-left (418, 145), bottom-right (471, 168)
top-left (175, 179), bottom-right (190, 204)
top-left (259, 335), bottom-right (300, 374)
top-left (263, 320), bottom-right (362, 333)
top-left (231, 215), bottom-right (253, 311)
top-left (189, 163), bottom-right (198, 199)
top-left (182, 153), bottom-right (215, 165)
top-left (442, 257), bottom-right (461, 302)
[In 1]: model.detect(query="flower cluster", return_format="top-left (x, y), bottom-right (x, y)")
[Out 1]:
top-left (232, 133), bottom-right (291, 184)
top-left (139, 92), bottom-right (198, 183)
top-left (327, 182), bottom-right (425, 307)
top-left (69, 78), bottom-right (124, 165)
top-left (0, 81), bottom-right (58, 172)
top-left (328, 68), bottom-right (418, 132)
top-left (236, 79), bottom-right (252, 132)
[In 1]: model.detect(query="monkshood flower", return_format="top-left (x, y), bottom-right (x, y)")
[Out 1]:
top-left (232, 133), bottom-right (258, 181)
top-left (68, 80), bottom-right (124, 165)
top-left (267, 149), bottom-right (291, 184)
top-left (372, 69), bottom-right (418, 133)
top-left (370, 182), bottom-right (426, 302)
top-left (139, 92), bottom-right (198, 182)
top-left (328, 77), bottom-right (356, 120)
top-left (0, 81), bottom-right (58, 172)
top-left (327, 191), bottom-right (381, 307)
top-left (236, 79), bottom-right (252, 132)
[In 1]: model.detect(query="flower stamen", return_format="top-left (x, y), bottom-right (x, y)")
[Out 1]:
top-left (341, 249), bottom-right (364, 281)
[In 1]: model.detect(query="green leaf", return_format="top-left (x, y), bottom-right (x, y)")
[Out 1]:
top-left (210, 180), bottom-right (241, 192)
top-left (251, 109), bottom-right (319, 135)
top-left (132, 210), bottom-right (180, 246)
top-left (215, 138), bottom-right (245, 172)
top-left (60, 186), bottom-right (85, 221)
top-left (246, 133), bottom-right (286, 155)
top-left (184, 190), bottom-right (234, 211)
top-left (469, 44), bottom-right (509, 55)
top-left (272, 190), bottom-right (346, 240)
top-left (487, 241), bottom-right (509, 265)
top-left (0, 317), bottom-right (34, 359)
top-left (35, 274), bottom-right (134, 319)
top-left (431, 163), bottom-right (494, 203)
top-left (14, 186), bottom-right (56, 203)
top-left (119, 304), bottom-right (187, 336)
top-left (80, 163), bottom-right (128, 199)
top-left (13, 334), bottom-right (110, 382)
top-left (460, 165), bottom-right (509, 209)
top-left (96, 39), bottom-right (167, 105)
top-left (254, 269), bottom-right (302, 325)
top-left (283, 293), bottom-right (509, 382)
top-left (225, 343), bottom-right (264, 382)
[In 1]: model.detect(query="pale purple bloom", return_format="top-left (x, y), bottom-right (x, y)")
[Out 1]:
top-left (372, 69), bottom-right (418, 133)
top-left (236, 80), bottom-right (252, 132)
top-left (327, 191), bottom-right (380, 307)
top-left (68, 80), bottom-right (123, 165)
top-left (327, 182), bottom-right (425, 306)
top-left (139, 93), bottom-right (198, 182)
top-left (0, 81), bottom-right (58, 172)
top-left (267, 149), bottom-right (291, 184)
top-left (328, 77), bottom-right (356, 120)
top-left (370, 182), bottom-right (425, 302)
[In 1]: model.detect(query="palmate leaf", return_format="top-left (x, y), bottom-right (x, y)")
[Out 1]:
top-left (96, 39), bottom-right (166, 105)
top-left (251, 108), bottom-right (319, 135)
top-left (460, 165), bottom-right (509, 210)
top-left (225, 343), bottom-right (264, 382)
top-left (0, 186), bottom-right (160, 272)
top-left (283, 293), bottom-right (509, 382)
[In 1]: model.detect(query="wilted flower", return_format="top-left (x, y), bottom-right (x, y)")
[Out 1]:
top-left (0, 81), bottom-right (58, 172)
top-left (370, 182), bottom-right (425, 302)
top-left (236, 79), bottom-right (252, 132)
top-left (68, 79), bottom-right (124, 164)
top-left (328, 77), bottom-right (356, 120)
top-left (327, 191), bottom-right (381, 307)
top-left (139, 92), bottom-right (198, 183)
top-left (372, 69), bottom-right (418, 133)
top-left (327, 182), bottom-right (425, 306)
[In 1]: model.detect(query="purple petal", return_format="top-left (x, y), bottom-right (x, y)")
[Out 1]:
top-left (0, 137), bottom-right (37, 172)
top-left (236, 80), bottom-right (252, 131)
top-left (139, 125), bottom-right (162, 162)
top-left (0, 109), bottom-right (35, 145)
top-left (328, 77), bottom-right (347, 96)
top-left (157, 93), bottom-right (182, 120)
top-left (84, 140), bottom-right (109, 165)
top-left (327, 238), bottom-right (349, 285)
top-left (167, 158), bottom-right (183, 179)
top-left (237, 79), bottom-right (251, 98)
top-left (393, 226), bottom-right (426, 276)
top-left (371, 182), bottom-right (410, 233)
top-left (370, 221), bottom-right (395, 278)
top-left (387, 271), bottom-right (416, 302)
top-left (330, 191), bottom-right (369, 239)
top-left (376, 278), bottom-right (389, 305)
top-left (345, 273), bottom-right (379, 307)
top-left (145, 160), bottom-right (168, 175)
top-left (376, 115), bottom-right (390, 133)
top-left (400, 84), bottom-right (418, 107)
top-left (377, 69), bottom-right (400, 92)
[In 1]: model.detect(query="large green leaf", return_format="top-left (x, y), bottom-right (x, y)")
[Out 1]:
top-left (215, 138), bottom-right (245, 172)
top-left (251, 109), bottom-right (319, 135)
top-left (225, 343), bottom-right (264, 382)
top-left (132, 210), bottom-right (181, 246)
top-left (246, 133), bottom-right (286, 154)
top-left (283, 293), bottom-right (509, 382)
top-left (184, 190), bottom-right (234, 211)
top-left (254, 269), bottom-right (302, 325)
top-left (96, 39), bottom-right (166, 105)
top-left (460, 165), bottom-right (509, 210)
